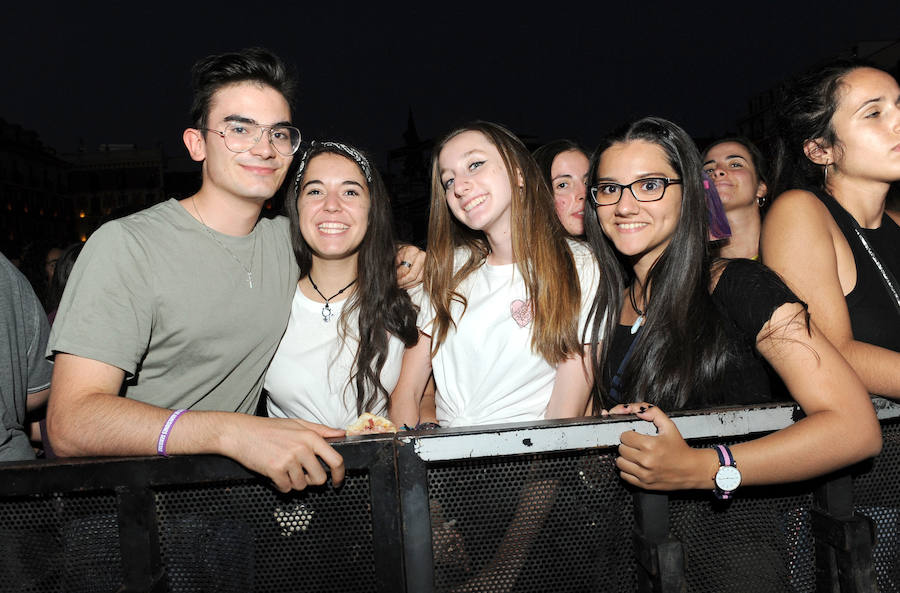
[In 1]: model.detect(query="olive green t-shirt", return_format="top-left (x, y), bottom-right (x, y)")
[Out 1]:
top-left (48, 199), bottom-right (298, 414)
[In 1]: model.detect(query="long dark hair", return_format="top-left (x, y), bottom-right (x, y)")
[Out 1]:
top-left (584, 117), bottom-right (737, 410)
top-left (772, 59), bottom-right (873, 197)
top-left (285, 142), bottom-right (419, 415)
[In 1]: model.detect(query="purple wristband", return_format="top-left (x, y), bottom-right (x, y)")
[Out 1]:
top-left (157, 409), bottom-right (188, 457)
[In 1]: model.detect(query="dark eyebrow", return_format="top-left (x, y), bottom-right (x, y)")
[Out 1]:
top-left (853, 97), bottom-right (883, 114)
top-left (224, 115), bottom-right (293, 127)
top-left (224, 115), bottom-right (258, 124)
top-left (597, 172), bottom-right (669, 182)
top-left (551, 173), bottom-right (574, 181)
top-left (300, 179), bottom-right (365, 190)
top-left (704, 155), bottom-right (748, 166)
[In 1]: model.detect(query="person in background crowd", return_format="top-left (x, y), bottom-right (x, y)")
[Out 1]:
top-left (533, 140), bottom-right (591, 237)
top-left (1, 252), bottom-right (52, 462)
top-left (391, 121), bottom-right (600, 429)
top-left (762, 60), bottom-right (900, 399)
top-left (19, 240), bottom-right (65, 312)
top-left (702, 137), bottom-right (769, 259)
top-left (45, 243), bottom-right (84, 324)
top-left (585, 116), bottom-right (881, 495)
top-left (264, 141), bottom-right (419, 429)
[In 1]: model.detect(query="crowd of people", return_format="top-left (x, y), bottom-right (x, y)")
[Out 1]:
top-left (1, 47), bottom-right (898, 505)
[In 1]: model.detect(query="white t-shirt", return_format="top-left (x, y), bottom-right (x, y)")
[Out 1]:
top-left (418, 240), bottom-right (601, 428)
top-left (265, 286), bottom-right (407, 428)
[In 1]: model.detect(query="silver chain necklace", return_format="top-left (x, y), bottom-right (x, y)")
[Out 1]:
top-left (192, 197), bottom-right (256, 288)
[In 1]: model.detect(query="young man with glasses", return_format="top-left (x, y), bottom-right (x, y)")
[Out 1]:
top-left (46, 48), bottom-right (345, 492)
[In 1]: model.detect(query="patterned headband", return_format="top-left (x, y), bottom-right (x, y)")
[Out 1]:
top-left (293, 141), bottom-right (373, 195)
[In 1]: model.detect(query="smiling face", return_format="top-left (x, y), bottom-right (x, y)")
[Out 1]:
top-left (827, 67), bottom-right (900, 185)
top-left (438, 130), bottom-right (514, 240)
top-left (196, 81), bottom-right (294, 204)
top-left (297, 153), bottom-right (371, 263)
top-left (702, 142), bottom-right (766, 212)
top-left (550, 150), bottom-right (589, 235)
top-left (595, 140), bottom-right (683, 274)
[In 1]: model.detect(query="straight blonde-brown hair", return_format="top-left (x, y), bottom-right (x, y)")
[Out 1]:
top-left (425, 121), bottom-right (582, 364)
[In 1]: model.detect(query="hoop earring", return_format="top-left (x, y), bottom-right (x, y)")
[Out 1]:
top-left (757, 196), bottom-right (766, 208)
top-left (823, 163), bottom-right (830, 185)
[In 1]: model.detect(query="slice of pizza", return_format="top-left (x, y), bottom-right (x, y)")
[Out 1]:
top-left (346, 412), bottom-right (398, 436)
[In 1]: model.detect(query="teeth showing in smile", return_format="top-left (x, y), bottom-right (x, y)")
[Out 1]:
top-left (318, 222), bottom-right (349, 234)
top-left (618, 222), bottom-right (648, 230)
top-left (463, 195), bottom-right (487, 212)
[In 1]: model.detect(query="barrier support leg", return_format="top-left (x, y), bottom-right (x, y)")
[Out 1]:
top-left (632, 491), bottom-right (685, 593)
top-left (812, 473), bottom-right (878, 593)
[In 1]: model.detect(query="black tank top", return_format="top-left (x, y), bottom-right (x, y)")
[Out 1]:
top-left (814, 190), bottom-right (900, 352)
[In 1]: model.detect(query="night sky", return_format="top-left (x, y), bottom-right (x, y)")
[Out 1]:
top-left (4, 2), bottom-right (900, 164)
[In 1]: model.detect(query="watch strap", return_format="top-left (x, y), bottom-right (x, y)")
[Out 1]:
top-left (713, 444), bottom-right (738, 500)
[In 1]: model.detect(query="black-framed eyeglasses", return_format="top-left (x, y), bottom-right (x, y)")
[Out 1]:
top-left (589, 177), bottom-right (682, 207)
top-left (201, 122), bottom-right (302, 156)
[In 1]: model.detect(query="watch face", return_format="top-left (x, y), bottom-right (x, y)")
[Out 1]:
top-left (715, 465), bottom-right (742, 492)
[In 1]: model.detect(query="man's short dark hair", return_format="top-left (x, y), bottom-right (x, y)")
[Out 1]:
top-left (190, 47), bottom-right (297, 129)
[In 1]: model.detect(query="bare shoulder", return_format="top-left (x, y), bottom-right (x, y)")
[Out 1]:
top-left (765, 189), bottom-right (830, 228)
top-left (761, 190), bottom-right (836, 258)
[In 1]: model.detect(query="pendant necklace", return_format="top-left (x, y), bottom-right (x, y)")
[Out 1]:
top-left (308, 275), bottom-right (357, 322)
top-left (192, 196), bottom-right (255, 288)
top-left (629, 284), bottom-right (645, 335)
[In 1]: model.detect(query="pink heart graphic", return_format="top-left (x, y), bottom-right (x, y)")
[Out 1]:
top-left (510, 299), bottom-right (533, 328)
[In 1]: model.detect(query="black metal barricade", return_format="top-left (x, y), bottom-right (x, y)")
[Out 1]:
top-left (0, 437), bottom-right (403, 593)
top-left (1, 400), bottom-right (898, 593)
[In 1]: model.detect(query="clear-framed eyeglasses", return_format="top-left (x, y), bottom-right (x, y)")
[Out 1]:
top-left (588, 177), bottom-right (682, 207)
top-left (201, 121), bottom-right (302, 156)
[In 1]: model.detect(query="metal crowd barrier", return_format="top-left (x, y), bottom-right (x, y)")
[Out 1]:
top-left (1, 399), bottom-right (898, 593)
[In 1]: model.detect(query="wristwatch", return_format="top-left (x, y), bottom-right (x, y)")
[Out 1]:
top-left (713, 444), bottom-right (741, 500)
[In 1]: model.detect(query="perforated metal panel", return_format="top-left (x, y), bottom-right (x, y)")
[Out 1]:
top-left (155, 473), bottom-right (375, 593)
top-left (668, 437), bottom-right (815, 593)
top-left (0, 491), bottom-right (121, 593)
top-left (427, 451), bottom-right (635, 593)
top-left (854, 420), bottom-right (900, 593)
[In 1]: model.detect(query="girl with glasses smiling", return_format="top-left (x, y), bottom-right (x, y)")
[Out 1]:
top-left (584, 117), bottom-right (880, 495)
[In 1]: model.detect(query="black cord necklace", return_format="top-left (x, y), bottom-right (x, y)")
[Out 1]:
top-left (629, 283), bottom-right (645, 335)
top-left (308, 275), bottom-right (357, 322)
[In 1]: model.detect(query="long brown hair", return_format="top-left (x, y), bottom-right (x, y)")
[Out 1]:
top-left (425, 121), bottom-right (581, 364)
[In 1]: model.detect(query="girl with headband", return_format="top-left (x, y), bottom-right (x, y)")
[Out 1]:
top-left (264, 142), bottom-right (420, 429)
